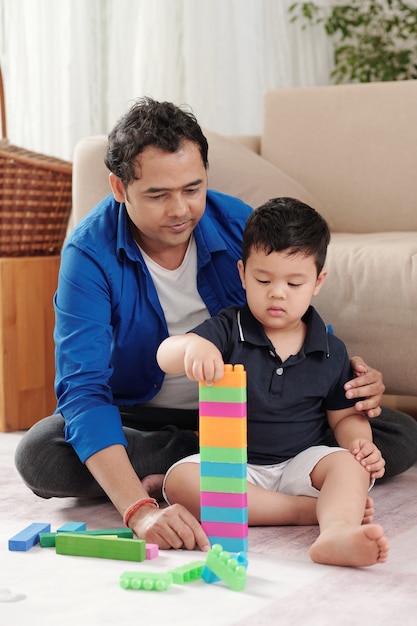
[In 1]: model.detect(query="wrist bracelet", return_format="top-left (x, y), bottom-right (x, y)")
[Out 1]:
top-left (123, 497), bottom-right (159, 527)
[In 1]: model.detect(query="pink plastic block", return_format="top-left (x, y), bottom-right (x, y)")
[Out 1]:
top-left (200, 491), bottom-right (248, 508)
top-left (199, 401), bottom-right (246, 418)
top-left (145, 543), bottom-right (159, 559)
top-left (202, 521), bottom-right (248, 538)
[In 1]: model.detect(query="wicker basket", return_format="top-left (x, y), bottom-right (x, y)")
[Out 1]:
top-left (0, 67), bottom-right (73, 256)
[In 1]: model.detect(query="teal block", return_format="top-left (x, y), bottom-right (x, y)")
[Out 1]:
top-left (201, 506), bottom-right (248, 524)
top-left (57, 522), bottom-right (87, 532)
top-left (207, 536), bottom-right (248, 553)
top-left (201, 461), bottom-right (246, 478)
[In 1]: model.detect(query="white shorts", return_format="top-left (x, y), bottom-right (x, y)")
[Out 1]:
top-left (162, 445), bottom-right (374, 504)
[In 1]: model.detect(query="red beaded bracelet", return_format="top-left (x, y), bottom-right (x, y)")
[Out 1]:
top-left (123, 497), bottom-right (159, 527)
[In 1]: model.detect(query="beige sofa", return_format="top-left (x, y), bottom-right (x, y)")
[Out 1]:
top-left (72, 80), bottom-right (417, 399)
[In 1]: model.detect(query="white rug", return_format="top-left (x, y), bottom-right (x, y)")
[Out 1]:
top-left (1, 432), bottom-right (417, 626)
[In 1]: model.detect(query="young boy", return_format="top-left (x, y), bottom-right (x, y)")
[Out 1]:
top-left (156, 197), bottom-right (389, 567)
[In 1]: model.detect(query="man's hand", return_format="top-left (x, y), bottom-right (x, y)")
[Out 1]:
top-left (129, 503), bottom-right (210, 551)
top-left (350, 439), bottom-right (385, 480)
top-left (345, 356), bottom-right (385, 418)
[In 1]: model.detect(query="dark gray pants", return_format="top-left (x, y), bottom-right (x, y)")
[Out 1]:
top-left (14, 406), bottom-right (417, 499)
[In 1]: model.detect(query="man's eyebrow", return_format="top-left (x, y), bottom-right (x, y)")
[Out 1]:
top-left (144, 179), bottom-right (204, 194)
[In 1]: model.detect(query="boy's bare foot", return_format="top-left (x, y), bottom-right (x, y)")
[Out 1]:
top-left (141, 474), bottom-right (165, 500)
top-left (363, 496), bottom-right (374, 524)
top-left (309, 523), bottom-right (389, 567)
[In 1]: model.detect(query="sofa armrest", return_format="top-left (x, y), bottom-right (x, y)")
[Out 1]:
top-left (72, 135), bottom-right (110, 226)
top-left (229, 134), bottom-right (261, 154)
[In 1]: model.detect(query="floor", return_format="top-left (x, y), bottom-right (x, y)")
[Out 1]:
top-left (1, 431), bottom-right (417, 625)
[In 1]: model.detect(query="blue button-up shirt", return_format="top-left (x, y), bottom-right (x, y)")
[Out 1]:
top-left (54, 190), bottom-right (252, 462)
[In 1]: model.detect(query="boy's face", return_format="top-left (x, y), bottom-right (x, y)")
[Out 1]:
top-left (237, 247), bottom-right (327, 334)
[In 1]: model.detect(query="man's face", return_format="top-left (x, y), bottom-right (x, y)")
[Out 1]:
top-left (110, 140), bottom-right (207, 267)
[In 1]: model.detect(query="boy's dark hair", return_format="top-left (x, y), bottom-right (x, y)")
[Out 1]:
top-left (104, 97), bottom-right (208, 187)
top-left (242, 197), bottom-right (330, 274)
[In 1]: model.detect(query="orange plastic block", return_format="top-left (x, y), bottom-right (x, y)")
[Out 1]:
top-left (199, 416), bottom-right (246, 448)
top-left (199, 364), bottom-right (246, 389)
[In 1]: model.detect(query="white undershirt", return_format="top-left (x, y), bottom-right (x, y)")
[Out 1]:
top-left (139, 236), bottom-right (210, 409)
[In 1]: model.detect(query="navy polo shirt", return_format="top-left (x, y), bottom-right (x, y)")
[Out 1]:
top-left (190, 304), bottom-right (356, 464)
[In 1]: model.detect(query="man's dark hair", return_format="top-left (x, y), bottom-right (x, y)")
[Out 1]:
top-left (104, 97), bottom-right (208, 187)
top-left (242, 197), bottom-right (330, 274)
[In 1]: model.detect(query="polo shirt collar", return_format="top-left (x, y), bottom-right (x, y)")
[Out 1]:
top-left (237, 304), bottom-right (330, 356)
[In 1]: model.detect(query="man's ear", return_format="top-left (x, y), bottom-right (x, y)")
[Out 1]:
top-left (109, 173), bottom-right (127, 203)
top-left (313, 268), bottom-right (327, 297)
top-left (237, 259), bottom-right (246, 289)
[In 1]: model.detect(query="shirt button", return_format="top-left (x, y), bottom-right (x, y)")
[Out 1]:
top-left (276, 367), bottom-right (284, 376)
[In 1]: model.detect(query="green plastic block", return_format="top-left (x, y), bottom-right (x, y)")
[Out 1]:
top-left (40, 527), bottom-right (133, 548)
top-left (39, 532), bottom-right (57, 548)
top-left (55, 533), bottom-right (146, 561)
top-left (200, 446), bottom-right (247, 463)
top-left (169, 560), bottom-right (205, 584)
top-left (120, 571), bottom-right (172, 591)
top-left (199, 385), bottom-right (246, 403)
top-left (200, 476), bottom-right (246, 493)
top-left (204, 544), bottom-right (247, 591)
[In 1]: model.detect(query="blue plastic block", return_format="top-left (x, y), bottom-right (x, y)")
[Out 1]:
top-left (201, 506), bottom-right (248, 524)
top-left (206, 536), bottom-right (248, 554)
top-left (9, 523), bottom-right (51, 551)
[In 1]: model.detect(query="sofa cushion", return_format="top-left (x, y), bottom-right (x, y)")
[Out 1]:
top-left (314, 232), bottom-right (417, 396)
top-left (204, 129), bottom-right (319, 210)
top-left (261, 82), bottom-right (417, 233)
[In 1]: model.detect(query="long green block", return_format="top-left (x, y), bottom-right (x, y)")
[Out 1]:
top-left (55, 533), bottom-right (146, 561)
top-left (200, 476), bottom-right (246, 493)
top-left (200, 446), bottom-right (247, 463)
top-left (199, 385), bottom-right (246, 403)
top-left (40, 527), bottom-right (133, 548)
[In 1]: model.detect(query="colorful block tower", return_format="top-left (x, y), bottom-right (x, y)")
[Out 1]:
top-left (199, 364), bottom-right (248, 553)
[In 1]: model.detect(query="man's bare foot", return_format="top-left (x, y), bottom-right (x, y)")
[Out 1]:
top-left (309, 523), bottom-right (389, 567)
top-left (363, 496), bottom-right (374, 524)
top-left (141, 474), bottom-right (165, 500)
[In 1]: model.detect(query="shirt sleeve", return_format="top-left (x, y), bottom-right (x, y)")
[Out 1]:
top-left (187, 307), bottom-right (236, 357)
top-left (323, 338), bottom-right (358, 411)
top-left (54, 243), bottom-right (127, 463)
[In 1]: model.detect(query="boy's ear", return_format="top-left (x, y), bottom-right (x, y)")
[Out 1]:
top-left (109, 173), bottom-right (127, 203)
top-left (313, 269), bottom-right (327, 296)
top-left (237, 259), bottom-right (246, 289)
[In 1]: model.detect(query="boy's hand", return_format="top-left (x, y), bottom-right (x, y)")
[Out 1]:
top-left (183, 335), bottom-right (224, 384)
top-left (350, 439), bottom-right (386, 479)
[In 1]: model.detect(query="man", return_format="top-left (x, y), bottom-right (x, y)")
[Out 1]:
top-left (15, 98), bottom-right (417, 550)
